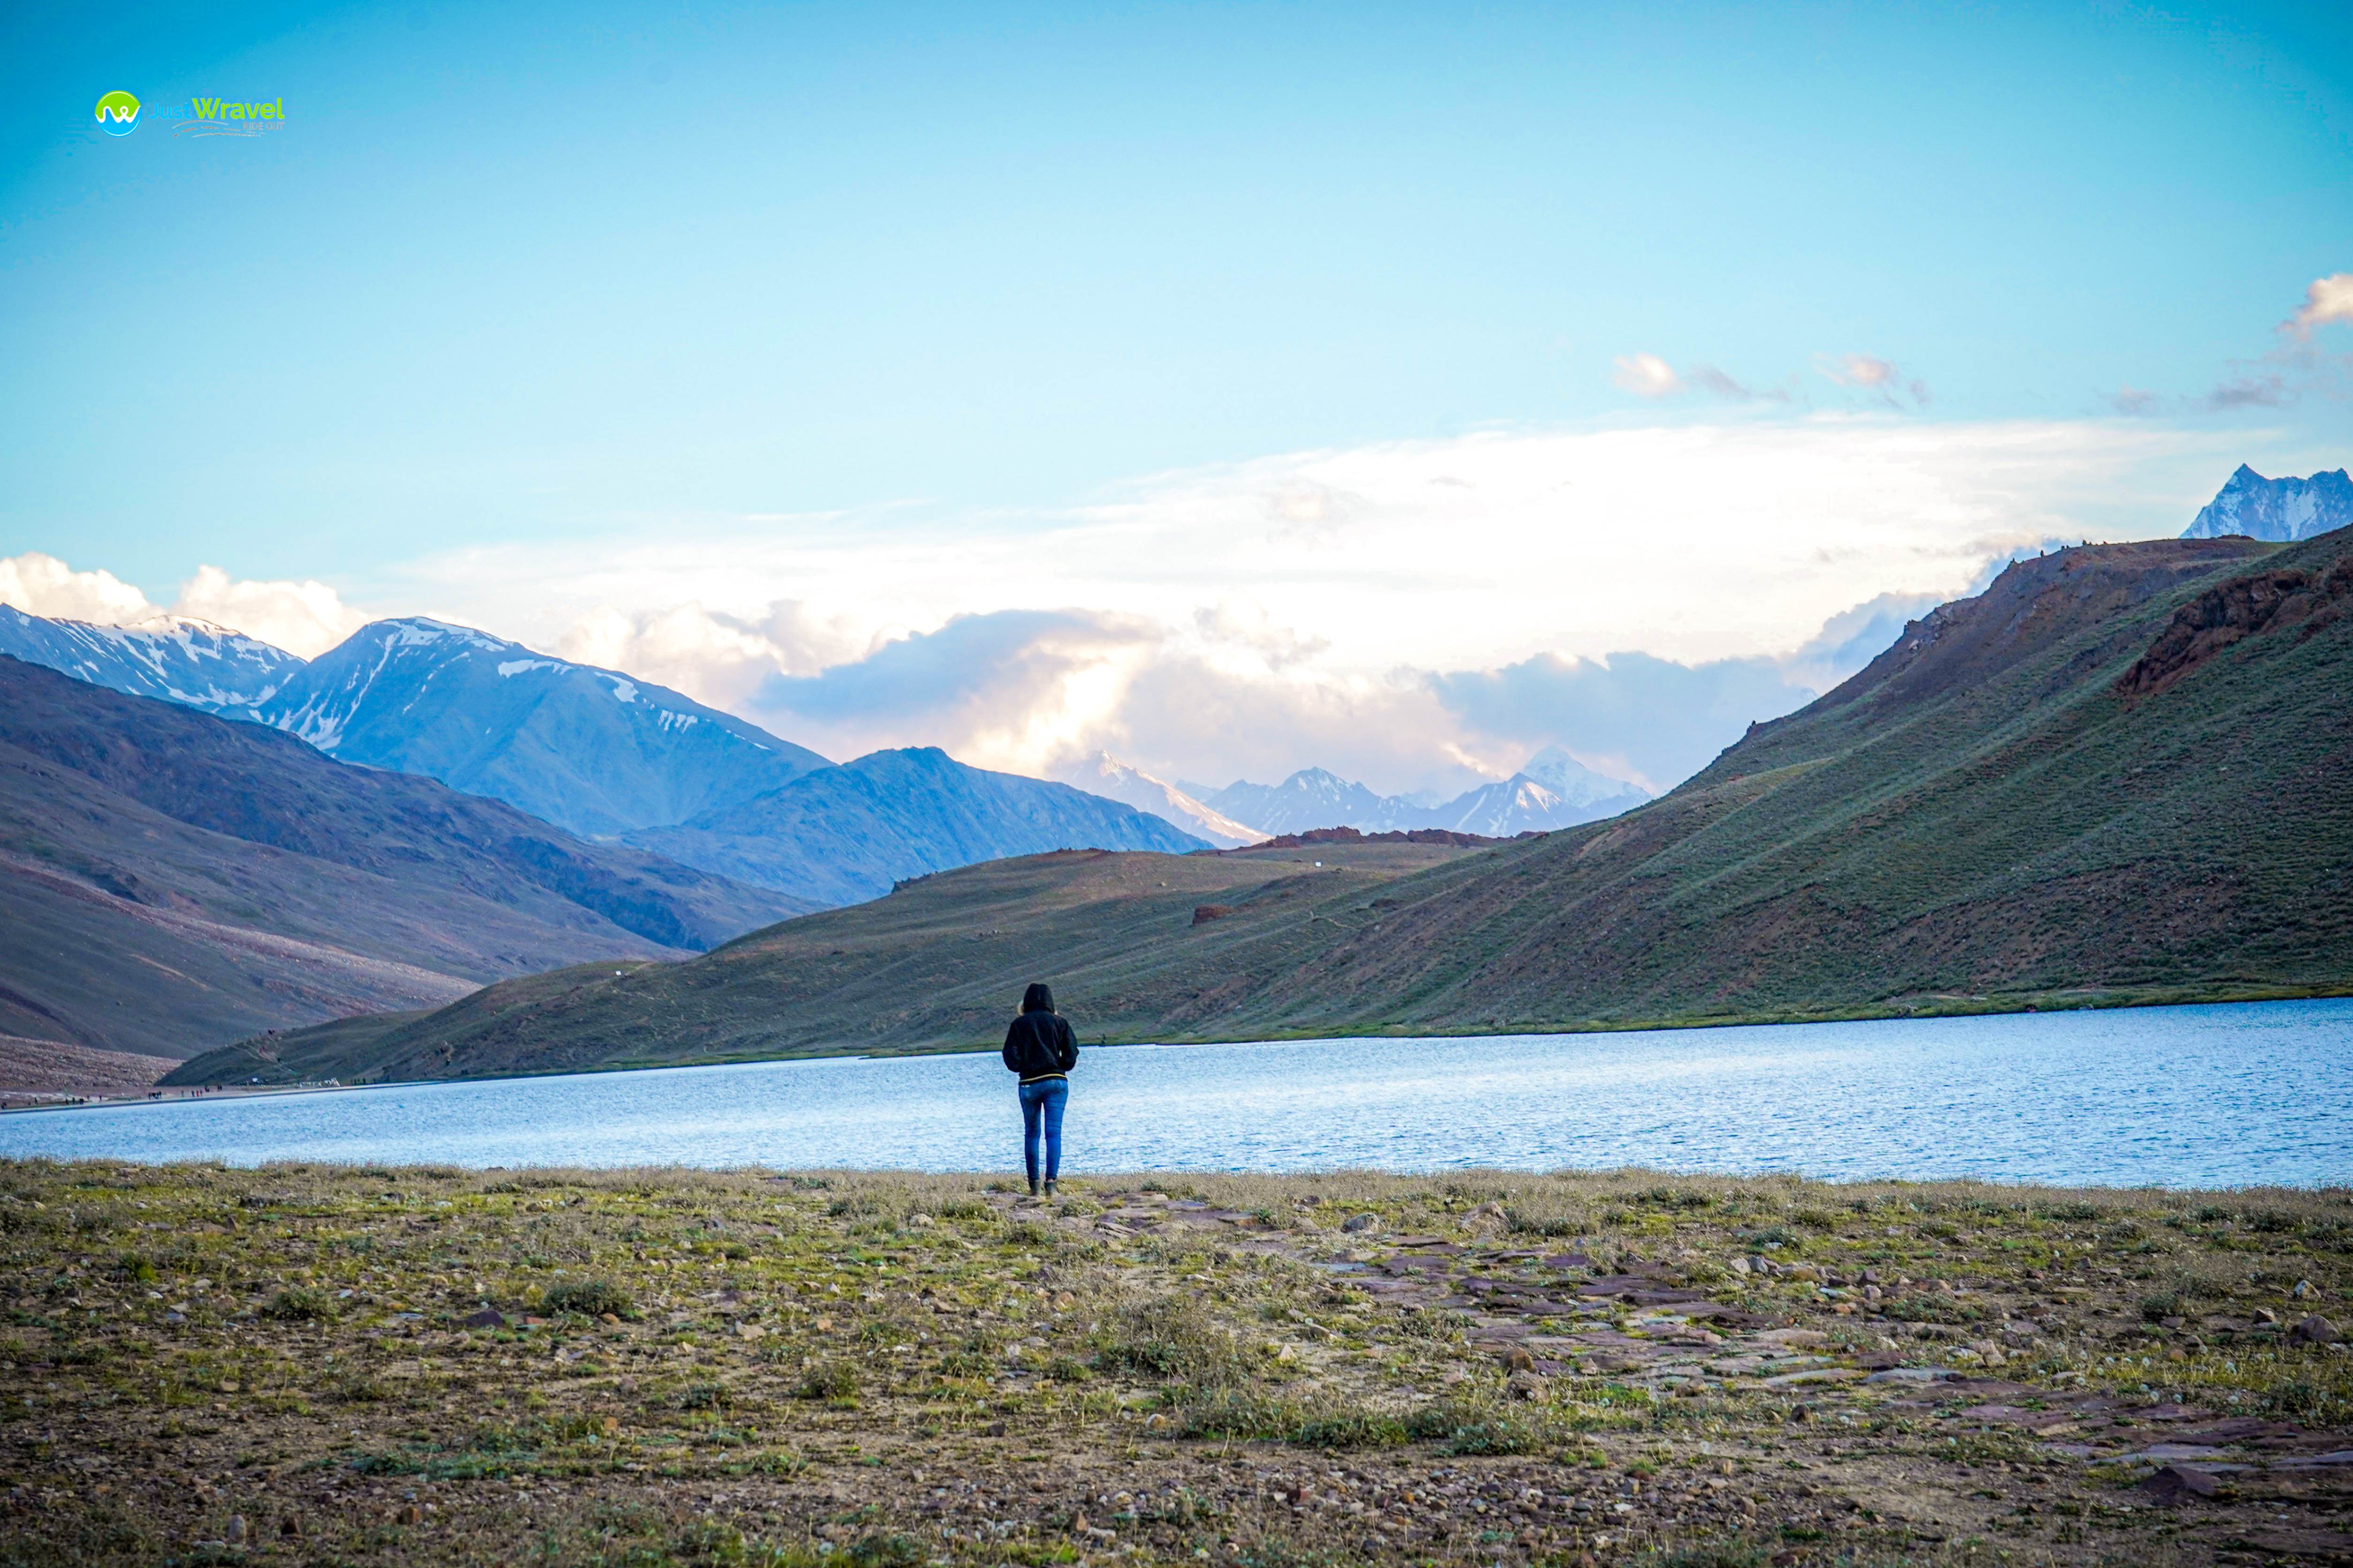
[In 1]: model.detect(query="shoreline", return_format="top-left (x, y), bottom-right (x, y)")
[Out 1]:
top-left (148, 976), bottom-right (2353, 1098)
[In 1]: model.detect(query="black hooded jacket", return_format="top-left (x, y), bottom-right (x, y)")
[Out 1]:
top-left (1001, 983), bottom-right (1078, 1084)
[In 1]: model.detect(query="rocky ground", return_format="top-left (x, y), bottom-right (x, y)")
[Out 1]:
top-left (2, 1162), bottom-right (2349, 1568)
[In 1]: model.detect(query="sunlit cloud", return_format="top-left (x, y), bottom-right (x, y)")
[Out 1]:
top-left (2285, 272), bottom-right (2353, 338)
top-left (0, 553), bottom-right (362, 657)
top-left (1611, 353), bottom-right (1681, 397)
top-left (371, 414), bottom-right (2259, 794)
top-left (0, 552), bottom-right (152, 625)
top-left (1817, 353), bottom-right (1930, 408)
top-left (169, 565), bottom-right (365, 657)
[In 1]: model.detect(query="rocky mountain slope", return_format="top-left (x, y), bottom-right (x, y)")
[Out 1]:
top-left (175, 527), bottom-right (2353, 1084)
top-left (0, 605), bottom-right (303, 711)
top-left (624, 747), bottom-right (1210, 907)
top-left (0, 610), bottom-right (1217, 906)
top-left (0, 656), bottom-right (807, 1059)
top-left (2184, 463), bottom-right (2353, 542)
top-left (254, 618), bottom-right (832, 837)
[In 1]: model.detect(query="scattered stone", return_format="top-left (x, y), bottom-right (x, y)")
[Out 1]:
top-left (2290, 1314), bottom-right (2340, 1346)
top-left (2139, 1464), bottom-right (2221, 1506)
top-left (1506, 1369), bottom-right (1547, 1401)
top-left (461, 1307), bottom-right (506, 1329)
top-left (1341, 1213), bottom-right (1379, 1234)
top-left (225, 1515), bottom-right (248, 1544)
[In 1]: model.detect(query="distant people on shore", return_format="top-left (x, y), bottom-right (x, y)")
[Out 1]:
top-left (1001, 982), bottom-right (1078, 1197)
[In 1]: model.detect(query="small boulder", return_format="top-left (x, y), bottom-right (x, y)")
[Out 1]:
top-left (1506, 1369), bottom-right (1547, 1402)
top-left (2139, 1464), bottom-right (2221, 1506)
top-left (2289, 1313), bottom-right (2340, 1346)
top-left (461, 1307), bottom-right (506, 1329)
top-left (1341, 1212), bottom-right (1380, 1235)
top-left (225, 1516), bottom-right (249, 1545)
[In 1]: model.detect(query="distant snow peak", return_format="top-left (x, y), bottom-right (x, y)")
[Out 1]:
top-left (1202, 752), bottom-right (1649, 838)
top-left (1061, 751), bottom-right (1267, 848)
top-left (497, 658), bottom-right (560, 677)
top-left (2184, 465), bottom-right (2353, 543)
top-left (1521, 745), bottom-right (1649, 809)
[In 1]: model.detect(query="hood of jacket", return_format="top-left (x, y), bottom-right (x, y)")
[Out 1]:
top-left (1021, 982), bottom-right (1055, 1014)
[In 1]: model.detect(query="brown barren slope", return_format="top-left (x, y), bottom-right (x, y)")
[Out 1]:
top-left (0, 657), bottom-right (810, 1057)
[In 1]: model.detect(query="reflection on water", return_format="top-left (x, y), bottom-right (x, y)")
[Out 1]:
top-left (3, 999), bottom-right (2347, 1187)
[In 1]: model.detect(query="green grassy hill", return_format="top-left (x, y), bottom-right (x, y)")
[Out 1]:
top-left (169, 528), bottom-right (2353, 1086)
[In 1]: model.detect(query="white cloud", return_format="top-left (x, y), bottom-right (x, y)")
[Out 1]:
top-left (0, 553), bottom-right (362, 658)
top-left (169, 565), bottom-right (363, 658)
top-left (1611, 353), bottom-right (1681, 397)
top-left (379, 415), bottom-right (2258, 792)
top-left (2286, 272), bottom-right (2353, 337)
top-left (0, 553), bottom-right (154, 624)
top-left (1817, 353), bottom-right (1930, 407)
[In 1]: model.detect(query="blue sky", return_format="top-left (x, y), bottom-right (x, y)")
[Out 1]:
top-left (2, 0), bottom-right (2349, 792)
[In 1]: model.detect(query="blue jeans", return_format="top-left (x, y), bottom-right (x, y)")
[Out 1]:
top-left (1019, 1077), bottom-right (1068, 1184)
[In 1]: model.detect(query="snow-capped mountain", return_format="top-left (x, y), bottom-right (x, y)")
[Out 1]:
top-left (1201, 768), bottom-right (1405, 837)
top-left (2184, 465), bottom-right (2353, 543)
top-left (254, 618), bottom-right (834, 837)
top-left (1057, 752), bottom-right (1267, 848)
top-left (0, 606), bottom-right (1211, 907)
top-left (1520, 745), bottom-right (1654, 816)
top-left (0, 605), bottom-right (305, 712)
top-left (1201, 750), bottom-right (1649, 838)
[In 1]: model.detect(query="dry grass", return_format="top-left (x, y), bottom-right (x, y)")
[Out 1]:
top-left (1, 1161), bottom-right (2349, 1567)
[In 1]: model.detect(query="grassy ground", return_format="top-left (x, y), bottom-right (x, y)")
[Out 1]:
top-left (3, 1162), bottom-right (2350, 1568)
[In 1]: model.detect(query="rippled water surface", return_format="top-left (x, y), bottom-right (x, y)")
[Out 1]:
top-left (5, 999), bottom-right (2349, 1185)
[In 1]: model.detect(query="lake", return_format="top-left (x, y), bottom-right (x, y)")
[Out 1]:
top-left (3, 999), bottom-right (2349, 1186)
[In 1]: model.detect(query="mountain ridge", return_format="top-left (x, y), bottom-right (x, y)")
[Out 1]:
top-left (0, 656), bottom-right (808, 1058)
top-left (169, 526), bottom-right (2353, 1086)
top-left (624, 746), bottom-right (1210, 907)
top-left (255, 617), bottom-right (833, 837)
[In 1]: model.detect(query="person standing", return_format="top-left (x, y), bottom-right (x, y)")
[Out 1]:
top-left (1001, 982), bottom-right (1078, 1197)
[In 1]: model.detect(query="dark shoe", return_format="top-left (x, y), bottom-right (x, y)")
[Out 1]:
top-left (1028, 1179), bottom-right (1041, 1198)
top-left (1044, 1179), bottom-right (1058, 1198)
